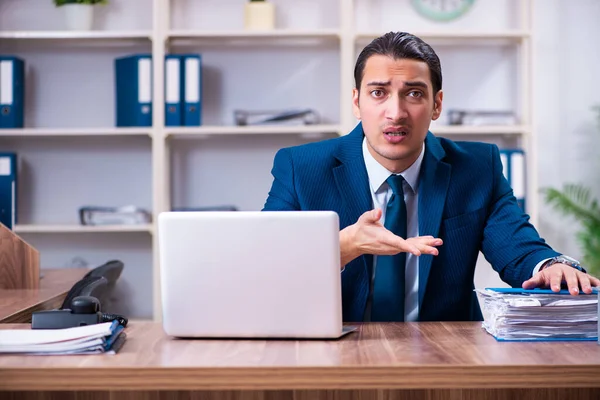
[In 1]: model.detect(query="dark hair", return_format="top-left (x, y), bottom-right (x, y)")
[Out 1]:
top-left (354, 31), bottom-right (442, 96)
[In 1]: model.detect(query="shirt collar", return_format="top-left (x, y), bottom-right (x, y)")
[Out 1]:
top-left (362, 137), bottom-right (425, 195)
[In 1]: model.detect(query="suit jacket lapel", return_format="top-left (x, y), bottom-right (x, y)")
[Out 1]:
top-left (418, 133), bottom-right (451, 308)
top-left (333, 124), bottom-right (373, 320)
top-left (333, 123), bottom-right (372, 225)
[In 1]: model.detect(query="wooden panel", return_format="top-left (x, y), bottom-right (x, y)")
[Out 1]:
top-left (0, 222), bottom-right (39, 289)
top-left (3, 365), bottom-right (600, 391)
top-left (1, 322), bottom-right (600, 391)
top-left (2, 390), bottom-right (600, 400)
top-left (0, 268), bottom-right (89, 323)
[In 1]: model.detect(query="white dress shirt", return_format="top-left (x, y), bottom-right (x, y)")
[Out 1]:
top-left (360, 138), bottom-right (549, 322)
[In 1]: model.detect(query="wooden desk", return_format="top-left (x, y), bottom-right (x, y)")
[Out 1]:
top-left (1, 321), bottom-right (599, 399)
top-left (0, 268), bottom-right (89, 323)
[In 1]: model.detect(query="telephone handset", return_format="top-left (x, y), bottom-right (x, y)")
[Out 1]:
top-left (31, 266), bottom-right (128, 329)
top-left (31, 295), bottom-right (128, 329)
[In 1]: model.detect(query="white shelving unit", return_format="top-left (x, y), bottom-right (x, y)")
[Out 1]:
top-left (0, 128), bottom-right (152, 137)
top-left (14, 224), bottom-right (153, 234)
top-left (432, 125), bottom-right (530, 135)
top-left (168, 29), bottom-right (341, 40)
top-left (0, 0), bottom-right (534, 319)
top-left (165, 124), bottom-right (342, 138)
top-left (0, 31), bottom-right (152, 40)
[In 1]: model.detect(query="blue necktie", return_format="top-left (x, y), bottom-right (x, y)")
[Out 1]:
top-left (371, 174), bottom-right (407, 322)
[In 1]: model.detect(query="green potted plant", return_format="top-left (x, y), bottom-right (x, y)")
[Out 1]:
top-left (244, 0), bottom-right (275, 30)
top-left (543, 107), bottom-right (600, 275)
top-left (53, 0), bottom-right (108, 31)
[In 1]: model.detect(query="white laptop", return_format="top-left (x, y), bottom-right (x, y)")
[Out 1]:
top-left (158, 210), bottom-right (354, 339)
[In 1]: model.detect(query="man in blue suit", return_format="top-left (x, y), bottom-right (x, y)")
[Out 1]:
top-left (263, 32), bottom-right (600, 322)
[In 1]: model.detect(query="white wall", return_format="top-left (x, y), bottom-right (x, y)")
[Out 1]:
top-left (354, 0), bottom-right (521, 32)
top-left (0, 0), bottom-right (152, 30)
top-left (170, 133), bottom-right (338, 212)
top-left (473, 0), bottom-right (600, 290)
top-left (534, 0), bottom-right (600, 261)
top-left (171, 0), bottom-right (339, 31)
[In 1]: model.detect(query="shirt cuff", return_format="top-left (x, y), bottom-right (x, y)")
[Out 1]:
top-left (532, 258), bottom-right (552, 276)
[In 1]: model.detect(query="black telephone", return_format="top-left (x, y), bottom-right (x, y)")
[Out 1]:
top-left (31, 274), bottom-right (128, 329)
top-left (32, 296), bottom-right (102, 329)
top-left (31, 295), bottom-right (128, 329)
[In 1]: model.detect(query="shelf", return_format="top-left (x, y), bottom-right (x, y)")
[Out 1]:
top-left (0, 128), bottom-right (152, 137)
top-left (355, 31), bottom-right (530, 45)
top-left (0, 30), bottom-right (152, 40)
top-left (169, 29), bottom-right (340, 39)
top-left (167, 29), bottom-right (340, 46)
top-left (431, 125), bottom-right (530, 135)
top-left (166, 124), bottom-right (342, 138)
top-left (14, 224), bottom-right (154, 234)
top-left (165, 125), bottom-right (527, 138)
top-left (0, 31), bottom-right (152, 48)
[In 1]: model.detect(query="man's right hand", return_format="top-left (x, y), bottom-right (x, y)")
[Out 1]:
top-left (339, 208), bottom-right (443, 268)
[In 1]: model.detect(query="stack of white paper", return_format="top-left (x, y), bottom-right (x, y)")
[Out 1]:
top-left (475, 288), bottom-right (598, 341)
top-left (0, 321), bottom-right (126, 355)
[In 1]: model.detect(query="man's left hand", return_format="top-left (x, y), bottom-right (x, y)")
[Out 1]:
top-left (522, 263), bottom-right (600, 295)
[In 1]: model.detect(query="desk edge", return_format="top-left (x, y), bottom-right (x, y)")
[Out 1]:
top-left (1, 365), bottom-right (600, 391)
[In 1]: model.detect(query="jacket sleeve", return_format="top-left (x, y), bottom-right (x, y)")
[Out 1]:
top-left (481, 145), bottom-right (559, 287)
top-left (262, 148), bottom-right (301, 211)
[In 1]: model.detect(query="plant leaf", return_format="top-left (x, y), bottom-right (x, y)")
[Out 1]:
top-left (543, 184), bottom-right (600, 226)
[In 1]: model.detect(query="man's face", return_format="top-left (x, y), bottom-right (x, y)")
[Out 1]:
top-left (352, 55), bottom-right (443, 173)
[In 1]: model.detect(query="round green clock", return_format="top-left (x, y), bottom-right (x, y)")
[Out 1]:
top-left (411, 0), bottom-right (476, 22)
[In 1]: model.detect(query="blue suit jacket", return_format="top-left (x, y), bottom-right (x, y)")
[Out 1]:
top-left (263, 124), bottom-right (559, 322)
